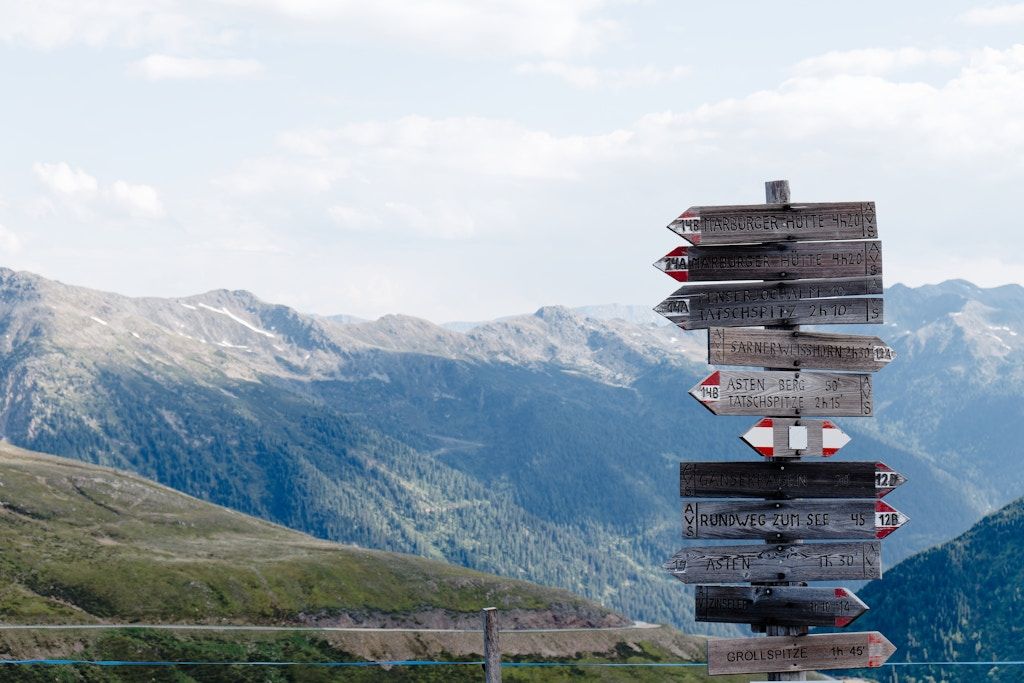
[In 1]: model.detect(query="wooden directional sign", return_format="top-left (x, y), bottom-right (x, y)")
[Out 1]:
top-left (682, 499), bottom-right (908, 540)
top-left (680, 461), bottom-right (906, 499)
top-left (655, 277), bottom-right (883, 330)
top-left (654, 241), bottom-right (882, 282)
top-left (690, 370), bottom-right (872, 417)
top-left (664, 541), bottom-right (882, 583)
top-left (741, 418), bottom-right (851, 457)
top-left (667, 201), bottom-right (877, 246)
top-left (706, 631), bottom-right (896, 675)
top-left (695, 585), bottom-right (868, 627)
top-left (708, 327), bottom-right (896, 372)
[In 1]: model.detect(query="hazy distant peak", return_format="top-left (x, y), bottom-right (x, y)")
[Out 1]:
top-left (532, 305), bottom-right (580, 324)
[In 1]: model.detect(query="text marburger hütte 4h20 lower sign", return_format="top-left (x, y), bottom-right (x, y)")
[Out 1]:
top-left (654, 180), bottom-right (904, 679)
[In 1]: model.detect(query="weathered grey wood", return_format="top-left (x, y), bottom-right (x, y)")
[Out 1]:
top-left (689, 370), bottom-right (872, 417)
top-left (765, 180), bottom-right (791, 204)
top-left (682, 499), bottom-right (908, 540)
top-left (679, 461), bottom-right (905, 499)
top-left (740, 418), bottom-right (851, 457)
top-left (696, 585), bottom-right (868, 627)
top-left (654, 241), bottom-right (882, 283)
top-left (483, 607), bottom-right (500, 683)
top-left (656, 277), bottom-right (883, 329)
top-left (709, 327), bottom-right (895, 371)
top-left (659, 295), bottom-right (884, 329)
top-left (760, 180), bottom-right (805, 682)
top-left (664, 541), bottom-right (882, 583)
top-left (669, 275), bottom-right (883, 303)
top-left (706, 631), bottom-right (896, 675)
top-left (667, 201), bottom-right (877, 246)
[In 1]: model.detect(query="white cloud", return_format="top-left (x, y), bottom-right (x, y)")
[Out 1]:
top-left (793, 47), bottom-right (962, 77)
top-left (32, 161), bottom-right (166, 220)
top-left (214, 158), bottom-right (349, 195)
top-left (222, 44), bottom-right (1024, 255)
top-left (227, 0), bottom-right (619, 57)
top-left (960, 3), bottom-right (1024, 25)
top-left (0, 1), bottom-right (206, 50)
top-left (219, 115), bottom-right (637, 243)
top-left (632, 44), bottom-right (1024, 164)
top-left (1, 0), bottom-right (617, 57)
top-left (132, 54), bottom-right (264, 80)
top-left (283, 116), bottom-right (634, 181)
top-left (0, 224), bottom-right (22, 254)
top-left (32, 162), bottom-right (99, 197)
top-left (514, 61), bottom-right (690, 89)
top-left (382, 201), bottom-right (477, 240)
top-left (110, 180), bottom-right (165, 218)
top-left (327, 205), bottom-right (382, 232)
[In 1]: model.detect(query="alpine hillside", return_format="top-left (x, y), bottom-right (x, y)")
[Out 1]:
top-left (840, 493), bottom-right (1024, 683)
top-left (0, 267), bottom-right (1015, 632)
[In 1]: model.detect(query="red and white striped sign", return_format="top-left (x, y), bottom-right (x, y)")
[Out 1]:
top-left (653, 247), bottom-right (690, 281)
top-left (875, 500), bottom-right (908, 539)
top-left (740, 417), bottom-right (851, 457)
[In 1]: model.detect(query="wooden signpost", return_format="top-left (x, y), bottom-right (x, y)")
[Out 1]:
top-left (664, 541), bottom-right (882, 583)
top-left (682, 499), bottom-right (908, 540)
top-left (708, 327), bottom-right (895, 372)
top-left (654, 180), bottom-right (903, 680)
top-left (706, 632), bottom-right (896, 675)
top-left (656, 282), bottom-right (884, 329)
top-left (654, 241), bottom-right (882, 282)
top-left (667, 202), bottom-right (877, 245)
top-left (740, 418), bottom-right (851, 458)
top-left (689, 370), bottom-right (872, 417)
top-left (695, 585), bottom-right (869, 627)
top-left (680, 461), bottom-right (906, 499)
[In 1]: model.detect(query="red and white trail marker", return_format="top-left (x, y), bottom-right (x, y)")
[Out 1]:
top-left (741, 417), bottom-right (851, 458)
top-left (654, 246), bottom-right (690, 282)
top-left (875, 500), bottom-right (907, 539)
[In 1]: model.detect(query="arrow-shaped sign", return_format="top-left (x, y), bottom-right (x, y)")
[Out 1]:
top-left (696, 585), bottom-right (869, 627)
top-left (706, 631), bottom-right (896, 675)
top-left (741, 418), bottom-right (851, 457)
top-left (690, 370), bottom-right (872, 417)
top-left (667, 201), bottom-right (877, 246)
top-left (653, 240), bottom-right (882, 282)
top-left (655, 277), bottom-right (884, 330)
top-left (708, 327), bottom-right (896, 372)
top-left (664, 541), bottom-right (882, 584)
top-left (682, 499), bottom-right (908, 540)
top-left (680, 461), bottom-right (906, 499)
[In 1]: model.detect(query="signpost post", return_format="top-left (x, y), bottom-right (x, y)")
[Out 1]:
top-left (655, 180), bottom-right (903, 680)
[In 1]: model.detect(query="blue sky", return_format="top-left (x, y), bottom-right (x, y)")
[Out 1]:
top-left (1, 1), bottom-right (1023, 321)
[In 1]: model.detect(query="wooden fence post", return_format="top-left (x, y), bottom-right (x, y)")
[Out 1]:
top-left (483, 607), bottom-right (501, 682)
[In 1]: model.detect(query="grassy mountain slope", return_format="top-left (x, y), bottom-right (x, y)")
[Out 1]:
top-left (0, 442), bottom-right (768, 683)
top-left (0, 441), bottom-right (621, 628)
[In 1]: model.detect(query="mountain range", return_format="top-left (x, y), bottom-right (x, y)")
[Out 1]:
top-left (0, 267), bottom-right (1018, 633)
